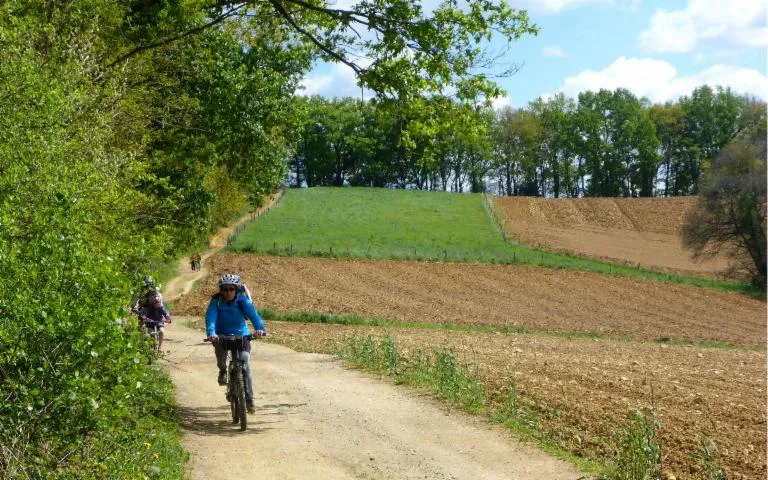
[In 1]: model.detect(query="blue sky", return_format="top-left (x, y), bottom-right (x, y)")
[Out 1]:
top-left (298, 0), bottom-right (767, 108)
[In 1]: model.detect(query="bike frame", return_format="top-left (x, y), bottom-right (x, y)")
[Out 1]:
top-left (219, 334), bottom-right (251, 431)
top-left (142, 322), bottom-right (161, 354)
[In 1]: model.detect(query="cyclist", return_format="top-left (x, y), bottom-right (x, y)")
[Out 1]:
top-left (131, 275), bottom-right (163, 313)
top-left (205, 273), bottom-right (266, 414)
top-left (137, 291), bottom-right (172, 353)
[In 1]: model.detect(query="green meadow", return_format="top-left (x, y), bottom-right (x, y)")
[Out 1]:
top-left (230, 187), bottom-right (756, 294)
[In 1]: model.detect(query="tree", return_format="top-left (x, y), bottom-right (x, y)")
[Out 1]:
top-left (492, 106), bottom-right (541, 195)
top-left (677, 86), bottom-right (742, 194)
top-left (682, 135), bottom-right (767, 287)
top-left (529, 94), bottom-right (577, 197)
top-left (649, 102), bottom-right (684, 197)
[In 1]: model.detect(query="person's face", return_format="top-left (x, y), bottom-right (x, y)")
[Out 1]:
top-left (221, 284), bottom-right (237, 300)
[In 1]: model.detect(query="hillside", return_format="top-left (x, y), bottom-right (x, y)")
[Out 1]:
top-left (492, 196), bottom-right (732, 278)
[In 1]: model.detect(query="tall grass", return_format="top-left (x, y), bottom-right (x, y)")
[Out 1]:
top-left (230, 187), bottom-right (757, 295)
top-left (608, 409), bottom-right (661, 480)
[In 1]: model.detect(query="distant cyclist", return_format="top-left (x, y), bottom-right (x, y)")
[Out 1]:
top-left (205, 273), bottom-right (266, 413)
top-left (137, 291), bottom-right (172, 353)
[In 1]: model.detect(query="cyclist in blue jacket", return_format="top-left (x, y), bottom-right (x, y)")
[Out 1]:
top-left (205, 273), bottom-right (266, 413)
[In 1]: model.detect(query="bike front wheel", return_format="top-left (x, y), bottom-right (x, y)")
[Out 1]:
top-left (231, 367), bottom-right (247, 431)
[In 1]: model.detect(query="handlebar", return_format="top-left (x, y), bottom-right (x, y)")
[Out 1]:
top-left (203, 332), bottom-right (266, 342)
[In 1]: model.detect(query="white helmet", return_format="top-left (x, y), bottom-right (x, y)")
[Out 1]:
top-left (218, 274), bottom-right (242, 287)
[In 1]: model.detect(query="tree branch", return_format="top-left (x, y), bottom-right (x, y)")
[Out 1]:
top-left (265, 0), bottom-right (363, 75)
top-left (107, 4), bottom-right (247, 69)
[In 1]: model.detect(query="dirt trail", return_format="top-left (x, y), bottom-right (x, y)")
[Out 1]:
top-left (161, 191), bottom-right (583, 479)
top-left (163, 191), bottom-right (282, 302)
top-left (164, 321), bottom-right (583, 479)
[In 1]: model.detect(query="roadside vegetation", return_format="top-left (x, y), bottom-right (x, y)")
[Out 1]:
top-left (265, 320), bottom-right (764, 479)
top-left (230, 187), bottom-right (758, 295)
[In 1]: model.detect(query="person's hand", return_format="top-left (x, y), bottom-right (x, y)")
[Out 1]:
top-left (165, 317), bottom-right (173, 324)
top-left (206, 335), bottom-right (218, 345)
top-left (254, 330), bottom-right (266, 339)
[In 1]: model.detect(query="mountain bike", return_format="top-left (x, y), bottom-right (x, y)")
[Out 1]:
top-left (144, 322), bottom-right (161, 353)
top-left (207, 333), bottom-right (262, 431)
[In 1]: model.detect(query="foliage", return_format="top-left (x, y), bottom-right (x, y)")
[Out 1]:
top-left (682, 135), bottom-right (767, 287)
top-left (290, 86), bottom-right (758, 198)
top-left (0, 32), bottom-right (184, 476)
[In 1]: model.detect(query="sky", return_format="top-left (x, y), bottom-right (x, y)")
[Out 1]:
top-left (298, 0), bottom-right (768, 109)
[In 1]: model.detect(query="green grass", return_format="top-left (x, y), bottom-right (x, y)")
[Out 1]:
top-left (230, 187), bottom-right (759, 295)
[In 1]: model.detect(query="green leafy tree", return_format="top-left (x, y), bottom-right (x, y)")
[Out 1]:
top-left (529, 94), bottom-right (578, 197)
top-left (677, 86), bottom-right (743, 194)
top-left (649, 102), bottom-right (684, 197)
top-left (492, 106), bottom-right (541, 195)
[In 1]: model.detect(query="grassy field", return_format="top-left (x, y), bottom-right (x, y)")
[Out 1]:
top-left (229, 187), bottom-right (756, 294)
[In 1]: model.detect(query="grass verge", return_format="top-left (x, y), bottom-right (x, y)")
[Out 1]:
top-left (259, 307), bottom-right (765, 351)
top-left (323, 333), bottom-right (675, 478)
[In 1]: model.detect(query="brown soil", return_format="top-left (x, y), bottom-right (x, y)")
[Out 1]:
top-left (175, 255), bottom-right (766, 346)
top-left (491, 196), bottom-right (735, 278)
top-left (266, 322), bottom-right (766, 480)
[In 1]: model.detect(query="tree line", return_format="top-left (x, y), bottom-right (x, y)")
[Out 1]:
top-left (290, 86), bottom-right (766, 198)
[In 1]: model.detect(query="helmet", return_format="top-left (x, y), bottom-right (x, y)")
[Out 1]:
top-left (218, 274), bottom-right (241, 287)
top-left (143, 275), bottom-right (155, 285)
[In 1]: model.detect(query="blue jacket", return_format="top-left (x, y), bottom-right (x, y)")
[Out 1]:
top-left (205, 292), bottom-right (266, 337)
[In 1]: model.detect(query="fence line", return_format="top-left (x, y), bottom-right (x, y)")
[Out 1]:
top-left (482, 192), bottom-right (511, 243)
top-left (226, 190), bottom-right (285, 247)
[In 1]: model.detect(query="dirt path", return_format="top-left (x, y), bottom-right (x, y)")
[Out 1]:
top-left (164, 321), bottom-right (583, 479)
top-left (161, 191), bottom-right (583, 479)
top-left (163, 191), bottom-right (282, 302)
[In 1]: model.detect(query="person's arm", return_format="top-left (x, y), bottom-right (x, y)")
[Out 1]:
top-left (240, 296), bottom-right (265, 333)
top-left (204, 298), bottom-right (218, 338)
top-left (161, 305), bottom-right (172, 323)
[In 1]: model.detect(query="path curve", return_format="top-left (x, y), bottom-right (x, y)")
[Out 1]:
top-left (161, 189), bottom-right (582, 479)
top-left (165, 321), bottom-right (583, 480)
top-left (163, 191), bottom-right (282, 302)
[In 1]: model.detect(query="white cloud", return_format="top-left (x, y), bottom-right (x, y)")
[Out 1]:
top-left (492, 95), bottom-right (511, 110)
top-left (511, 0), bottom-right (612, 15)
top-left (638, 0), bottom-right (768, 53)
top-left (542, 45), bottom-right (566, 57)
top-left (559, 56), bottom-right (768, 103)
top-left (298, 63), bottom-right (367, 99)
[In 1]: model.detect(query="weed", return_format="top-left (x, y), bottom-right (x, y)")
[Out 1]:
top-left (696, 436), bottom-right (725, 480)
top-left (609, 409), bottom-right (661, 480)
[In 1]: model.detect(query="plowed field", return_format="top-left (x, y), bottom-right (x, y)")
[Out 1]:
top-left (175, 255), bottom-right (765, 346)
top-left (491, 196), bottom-right (733, 278)
top-left (173, 254), bottom-right (766, 479)
top-left (267, 322), bottom-right (766, 480)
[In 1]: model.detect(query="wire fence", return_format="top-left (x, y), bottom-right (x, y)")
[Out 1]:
top-left (226, 191), bottom-right (285, 247)
top-left (482, 191), bottom-right (510, 243)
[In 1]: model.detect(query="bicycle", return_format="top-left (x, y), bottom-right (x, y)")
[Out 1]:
top-left (141, 320), bottom-right (162, 356)
top-left (206, 333), bottom-right (263, 431)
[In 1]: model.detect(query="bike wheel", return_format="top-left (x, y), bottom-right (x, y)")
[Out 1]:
top-left (233, 367), bottom-right (247, 431)
top-left (230, 398), bottom-right (238, 424)
top-left (228, 367), bottom-right (238, 423)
